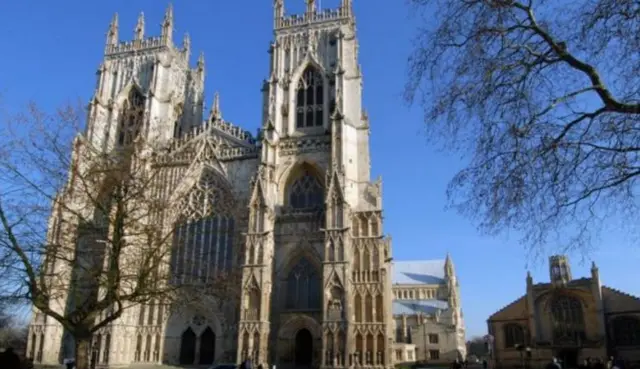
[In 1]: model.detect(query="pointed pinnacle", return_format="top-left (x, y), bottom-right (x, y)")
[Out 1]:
top-left (165, 3), bottom-right (174, 20)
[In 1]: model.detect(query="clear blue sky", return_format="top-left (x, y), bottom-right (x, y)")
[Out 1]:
top-left (1, 0), bottom-right (637, 338)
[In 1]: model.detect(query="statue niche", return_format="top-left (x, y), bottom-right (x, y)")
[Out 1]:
top-left (327, 286), bottom-right (344, 320)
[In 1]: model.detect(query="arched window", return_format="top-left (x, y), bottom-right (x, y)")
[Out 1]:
top-left (171, 171), bottom-right (235, 285)
top-left (285, 257), bottom-right (321, 310)
top-left (550, 294), bottom-right (585, 344)
top-left (287, 169), bottom-right (324, 210)
top-left (612, 316), bottom-right (640, 346)
top-left (118, 88), bottom-right (145, 146)
top-left (503, 324), bottom-right (526, 348)
top-left (295, 66), bottom-right (324, 128)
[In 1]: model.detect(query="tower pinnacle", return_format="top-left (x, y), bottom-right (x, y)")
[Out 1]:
top-left (306, 0), bottom-right (316, 14)
top-left (197, 51), bottom-right (205, 68)
top-left (134, 12), bottom-right (145, 41)
top-left (106, 13), bottom-right (119, 47)
top-left (161, 3), bottom-right (174, 44)
top-left (273, 0), bottom-right (284, 28)
top-left (211, 92), bottom-right (222, 121)
top-left (341, 0), bottom-right (353, 15)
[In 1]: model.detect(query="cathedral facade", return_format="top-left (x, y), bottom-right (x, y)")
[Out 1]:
top-left (26, 2), bottom-right (465, 368)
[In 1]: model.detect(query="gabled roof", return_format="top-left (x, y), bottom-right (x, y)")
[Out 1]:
top-left (488, 295), bottom-right (528, 322)
top-left (392, 299), bottom-right (449, 315)
top-left (391, 260), bottom-right (446, 285)
top-left (602, 286), bottom-right (640, 313)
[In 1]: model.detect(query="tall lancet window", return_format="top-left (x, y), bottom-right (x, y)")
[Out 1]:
top-left (171, 171), bottom-right (236, 285)
top-left (118, 88), bottom-right (145, 146)
top-left (295, 66), bottom-right (324, 128)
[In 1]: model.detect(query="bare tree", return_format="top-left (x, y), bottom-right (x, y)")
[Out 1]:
top-left (405, 0), bottom-right (640, 252)
top-left (0, 103), bottom-right (240, 369)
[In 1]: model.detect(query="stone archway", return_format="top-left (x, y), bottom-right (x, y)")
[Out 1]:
top-left (295, 328), bottom-right (313, 366)
top-left (277, 315), bottom-right (322, 366)
top-left (179, 328), bottom-right (196, 365)
top-left (199, 327), bottom-right (216, 365)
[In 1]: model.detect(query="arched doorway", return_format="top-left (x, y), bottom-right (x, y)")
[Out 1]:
top-left (199, 327), bottom-right (216, 365)
top-left (179, 328), bottom-right (196, 365)
top-left (295, 328), bottom-right (313, 366)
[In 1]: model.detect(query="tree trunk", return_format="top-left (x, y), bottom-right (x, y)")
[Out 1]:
top-left (75, 335), bottom-right (92, 369)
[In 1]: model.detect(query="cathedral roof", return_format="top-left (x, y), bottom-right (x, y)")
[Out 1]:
top-left (391, 260), bottom-right (447, 285)
top-left (392, 299), bottom-right (449, 315)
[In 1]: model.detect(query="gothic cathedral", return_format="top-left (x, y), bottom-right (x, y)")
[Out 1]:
top-left (27, 2), bottom-right (466, 368)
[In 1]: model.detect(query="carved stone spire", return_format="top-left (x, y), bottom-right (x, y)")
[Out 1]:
top-left (306, 0), bottom-right (316, 14)
top-left (134, 12), bottom-right (145, 41)
top-left (106, 13), bottom-right (119, 47)
top-left (183, 33), bottom-right (191, 59)
top-left (341, 0), bottom-right (353, 15)
top-left (211, 91), bottom-right (222, 121)
top-left (197, 51), bottom-right (205, 72)
top-left (161, 3), bottom-right (174, 44)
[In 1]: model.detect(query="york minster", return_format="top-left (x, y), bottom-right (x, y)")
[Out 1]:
top-left (26, 2), bottom-right (466, 368)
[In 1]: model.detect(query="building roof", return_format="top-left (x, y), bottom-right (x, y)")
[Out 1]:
top-left (391, 260), bottom-right (446, 285)
top-left (392, 299), bottom-right (449, 315)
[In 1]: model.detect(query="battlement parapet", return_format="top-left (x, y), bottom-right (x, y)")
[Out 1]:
top-left (276, 8), bottom-right (351, 29)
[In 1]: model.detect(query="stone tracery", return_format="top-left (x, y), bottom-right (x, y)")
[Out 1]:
top-left (295, 65), bottom-right (324, 128)
top-left (287, 169), bottom-right (324, 210)
top-left (549, 294), bottom-right (585, 343)
top-left (171, 170), bottom-right (236, 285)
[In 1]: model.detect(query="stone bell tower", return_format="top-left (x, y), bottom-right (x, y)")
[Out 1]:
top-left (86, 4), bottom-right (205, 153)
top-left (237, 0), bottom-right (395, 368)
top-left (549, 255), bottom-right (573, 285)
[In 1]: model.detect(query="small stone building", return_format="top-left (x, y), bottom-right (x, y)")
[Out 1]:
top-left (487, 255), bottom-right (640, 368)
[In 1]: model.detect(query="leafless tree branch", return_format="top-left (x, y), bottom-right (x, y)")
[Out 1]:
top-left (405, 0), bottom-right (640, 253)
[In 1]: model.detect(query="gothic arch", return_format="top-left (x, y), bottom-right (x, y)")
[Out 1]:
top-left (278, 160), bottom-right (325, 199)
top-left (288, 56), bottom-right (329, 132)
top-left (281, 161), bottom-right (325, 209)
top-left (168, 164), bottom-right (232, 222)
top-left (115, 85), bottom-right (146, 146)
top-left (278, 315), bottom-right (322, 340)
top-left (114, 82), bottom-right (145, 107)
top-left (277, 245), bottom-right (323, 279)
top-left (164, 308), bottom-right (224, 339)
